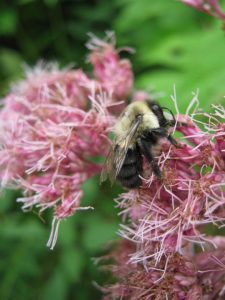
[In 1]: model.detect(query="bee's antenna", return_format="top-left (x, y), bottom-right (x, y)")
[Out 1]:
top-left (162, 107), bottom-right (187, 127)
top-left (161, 107), bottom-right (176, 124)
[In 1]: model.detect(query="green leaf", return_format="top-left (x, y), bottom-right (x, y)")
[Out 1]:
top-left (82, 214), bottom-right (118, 252)
top-left (43, 0), bottom-right (58, 7)
top-left (136, 25), bottom-right (225, 111)
top-left (58, 221), bottom-right (75, 247)
top-left (0, 9), bottom-right (18, 35)
top-left (42, 269), bottom-right (68, 300)
top-left (60, 248), bottom-right (85, 282)
top-left (0, 189), bottom-right (18, 211)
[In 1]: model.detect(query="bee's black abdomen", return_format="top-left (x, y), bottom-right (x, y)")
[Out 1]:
top-left (123, 148), bottom-right (137, 165)
top-left (116, 147), bottom-right (143, 189)
top-left (118, 175), bottom-right (142, 188)
top-left (117, 164), bottom-right (137, 178)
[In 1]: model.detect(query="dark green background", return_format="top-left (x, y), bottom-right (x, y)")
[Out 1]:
top-left (0, 1), bottom-right (225, 299)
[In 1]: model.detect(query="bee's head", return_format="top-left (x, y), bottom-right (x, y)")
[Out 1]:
top-left (147, 101), bottom-right (176, 127)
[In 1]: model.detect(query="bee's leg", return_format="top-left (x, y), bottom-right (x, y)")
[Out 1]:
top-left (151, 127), bottom-right (168, 138)
top-left (137, 138), bottom-right (162, 179)
top-left (167, 134), bottom-right (179, 147)
top-left (167, 134), bottom-right (183, 148)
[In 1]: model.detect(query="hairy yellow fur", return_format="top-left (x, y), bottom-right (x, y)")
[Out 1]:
top-left (114, 101), bottom-right (160, 140)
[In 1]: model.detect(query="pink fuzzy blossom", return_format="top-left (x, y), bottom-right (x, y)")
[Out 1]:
top-left (101, 238), bottom-right (225, 300)
top-left (0, 34), bottom-right (133, 249)
top-left (86, 32), bottom-right (134, 101)
top-left (1, 30), bottom-right (225, 298)
top-left (180, 0), bottom-right (225, 20)
top-left (101, 92), bottom-right (225, 299)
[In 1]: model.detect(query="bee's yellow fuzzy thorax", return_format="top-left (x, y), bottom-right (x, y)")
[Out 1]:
top-left (114, 101), bottom-right (160, 141)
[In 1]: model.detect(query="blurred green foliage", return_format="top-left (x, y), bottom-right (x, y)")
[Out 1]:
top-left (0, 178), bottom-right (121, 300)
top-left (0, 0), bottom-right (225, 299)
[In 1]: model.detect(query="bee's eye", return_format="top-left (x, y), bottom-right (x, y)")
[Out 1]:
top-left (151, 104), bottom-right (159, 111)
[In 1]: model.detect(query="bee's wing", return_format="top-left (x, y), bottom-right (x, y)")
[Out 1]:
top-left (100, 116), bottom-right (142, 184)
top-left (100, 146), bottom-right (115, 184)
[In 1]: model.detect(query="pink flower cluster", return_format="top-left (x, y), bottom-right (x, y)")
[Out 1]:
top-left (101, 238), bottom-right (225, 300)
top-left (180, 0), bottom-right (225, 20)
top-left (1, 30), bottom-right (225, 298)
top-left (0, 33), bottom-right (133, 249)
top-left (102, 98), bottom-right (225, 299)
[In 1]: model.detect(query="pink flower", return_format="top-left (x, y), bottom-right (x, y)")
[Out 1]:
top-left (101, 94), bottom-right (225, 299)
top-left (180, 0), bottom-right (225, 20)
top-left (86, 32), bottom-right (134, 100)
top-left (101, 234), bottom-right (225, 299)
top-left (1, 31), bottom-right (225, 298)
top-left (101, 241), bottom-right (202, 300)
top-left (0, 34), bottom-right (133, 249)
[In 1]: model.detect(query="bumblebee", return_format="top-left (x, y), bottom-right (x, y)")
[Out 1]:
top-left (101, 100), bottom-right (178, 188)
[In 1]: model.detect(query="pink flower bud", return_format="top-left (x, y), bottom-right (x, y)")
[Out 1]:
top-left (180, 0), bottom-right (225, 20)
top-left (87, 32), bottom-right (133, 100)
